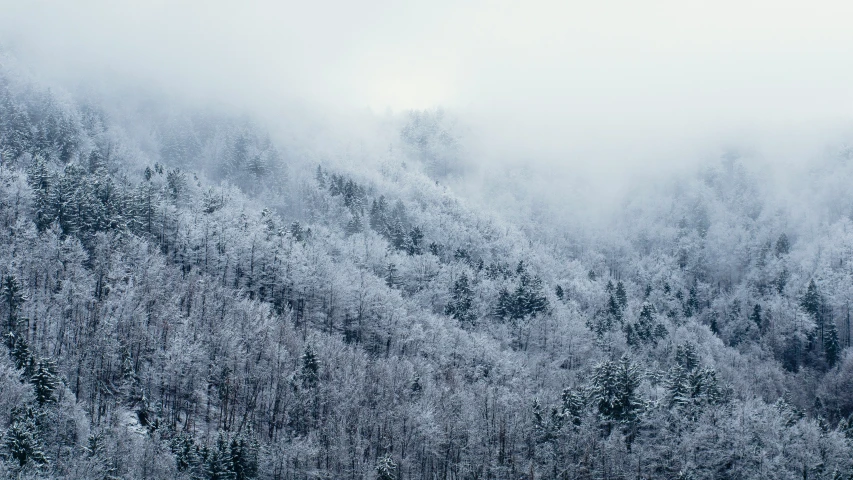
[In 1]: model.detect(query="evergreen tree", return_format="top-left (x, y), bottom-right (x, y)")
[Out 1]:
top-left (555, 284), bottom-right (564, 300)
top-left (824, 320), bottom-right (841, 368)
top-left (607, 294), bottom-right (623, 325)
top-left (775, 233), bottom-right (790, 256)
top-left (31, 358), bottom-right (59, 406)
top-left (445, 273), bottom-right (476, 326)
top-left (590, 356), bottom-right (643, 424)
top-left (496, 287), bottom-right (513, 320)
top-left (369, 196), bottom-right (388, 236)
top-left (496, 270), bottom-right (549, 321)
top-left (626, 302), bottom-right (660, 347)
top-left (560, 387), bottom-right (585, 427)
top-left (615, 281), bottom-right (627, 309)
top-left (50, 165), bottom-right (83, 236)
top-left (683, 284), bottom-right (699, 318)
top-left (675, 343), bottom-right (700, 371)
top-left (3, 416), bottom-right (47, 467)
top-left (749, 304), bottom-right (762, 329)
top-left (10, 333), bottom-right (36, 377)
top-left (300, 345), bottom-right (320, 388)
top-left (345, 213), bottom-right (364, 235)
top-left (776, 268), bottom-right (789, 294)
top-left (385, 263), bottom-right (399, 288)
top-left (170, 433), bottom-right (197, 473)
top-left (315, 165), bottom-right (325, 188)
top-left (230, 434), bottom-right (259, 480)
top-left (26, 157), bottom-right (53, 231)
top-left (2, 275), bottom-right (26, 334)
top-left (801, 280), bottom-right (821, 320)
top-left (206, 433), bottom-right (235, 480)
top-left (375, 454), bottom-right (397, 480)
top-left (405, 226), bottom-right (424, 255)
top-left (522, 275), bottom-right (550, 317)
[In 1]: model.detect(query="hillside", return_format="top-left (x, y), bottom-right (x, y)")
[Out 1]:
top-left (0, 58), bottom-right (852, 480)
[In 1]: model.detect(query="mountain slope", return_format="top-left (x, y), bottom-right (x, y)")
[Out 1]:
top-left (0, 57), bottom-right (852, 479)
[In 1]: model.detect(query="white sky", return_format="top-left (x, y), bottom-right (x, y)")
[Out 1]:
top-left (2, 0), bottom-right (853, 180)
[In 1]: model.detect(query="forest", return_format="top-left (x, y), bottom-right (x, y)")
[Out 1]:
top-left (0, 54), bottom-right (852, 480)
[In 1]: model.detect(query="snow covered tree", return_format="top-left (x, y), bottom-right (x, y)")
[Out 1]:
top-left (625, 302), bottom-right (664, 347)
top-left (31, 358), bottom-right (59, 406)
top-left (825, 320), bottom-right (841, 368)
top-left (445, 273), bottom-right (475, 326)
top-left (230, 434), bottom-right (258, 480)
top-left (2, 275), bottom-right (26, 335)
top-left (375, 454), bottom-right (397, 480)
top-left (775, 233), bottom-right (790, 256)
top-left (749, 304), bottom-right (762, 329)
top-left (615, 281), bottom-right (627, 309)
top-left (590, 355), bottom-right (643, 425)
top-left (560, 387), bottom-right (585, 427)
top-left (300, 345), bottom-right (320, 388)
top-left (384, 263), bottom-right (399, 288)
top-left (206, 433), bottom-right (235, 480)
top-left (3, 416), bottom-right (47, 467)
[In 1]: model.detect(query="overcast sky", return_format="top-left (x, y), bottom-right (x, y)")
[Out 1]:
top-left (2, 0), bottom-right (852, 185)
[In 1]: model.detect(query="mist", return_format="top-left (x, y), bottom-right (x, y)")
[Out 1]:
top-left (2, 0), bottom-right (852, 212)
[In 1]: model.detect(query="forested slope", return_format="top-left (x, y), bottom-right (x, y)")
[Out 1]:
top-left (1, 58), bottom-right (852, 479)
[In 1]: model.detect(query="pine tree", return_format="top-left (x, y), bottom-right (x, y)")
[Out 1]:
top-left (405, 226), bottom-right (424, 255)
top-left (170, 433), bottom-right (197, 473)
top-left (801, 280), bottom-right (821, 319)
top-left (31, 358), bottom-right (59, 406)
top-left (230, 434), bottom-right (259, 480)
top-left (206, 433), bottom-right (236, 480)
top-left (50, 165), bottom-right (83, 236)
top-left (4, 416), bottom-right (47, 467)
top-left (626, 302), bottom-right (659, 347)
top-left (10, 333), bottom-right (35, 377)
top-left (496, 271), bottom-right (549, 321)
top-left (345, 213), bottom-right (364, 235)
top-left (376, 454), bottom-right (397, 480)
top-left (369, 196), bottom-right (388, 237)
top-left (749, 304), bottom-right (762, 329)
top-left (2, 275), bottom-right (27, 334)
top-left (496, 287), bottom-right (513, 320)
top-left (300, 345), bottom-right (320, 388)
top-left (555, 284), bottom-right (564, 300)
top-left (801, 280), bottom-right (826, 347)
top-left (683, 284), bottom-right (699, 318)
top-left (26, 157), bottom-right (54, 231)
top-left (525, 275), bottom-right (550, 317)
top-left (590, 356), bottom-right (643, 424)
top-left (775, 233), bottom-right (790, 256)
top-left (315, 165), bottom-right (325, 188)
top-left (607, 294), bottom-right (622, 325)
top-left (560, 387), bottom-right (585, 427)
top-left (385, 263), bottom-right (399, 288)
top-left (167, 168), bottom-right (187, 203)
top-left (445, 273), bottom-right (475, 326)
top-left (675, 343), bottom-right (700, 371)
top-left (824, 320), bottom-right (841, 368)
top-left (615, 281), bottom-right (627, 309)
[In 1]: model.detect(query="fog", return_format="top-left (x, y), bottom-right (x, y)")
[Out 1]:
top-left (2, 0), bottom-right (852, 208)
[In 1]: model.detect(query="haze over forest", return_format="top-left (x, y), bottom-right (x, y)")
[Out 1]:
top-left (1, 1), bottom-right (853, 479)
